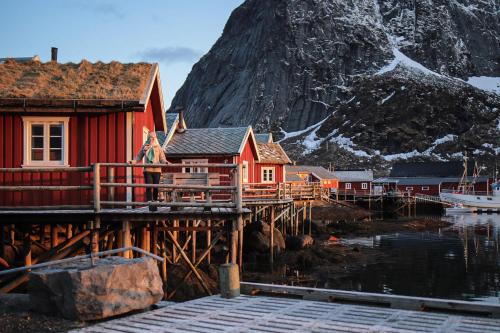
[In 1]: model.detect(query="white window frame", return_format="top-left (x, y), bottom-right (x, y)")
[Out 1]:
top-left (361, 182), bottom-right (368, 190)
top-left (22, 116), bottom-right (69, 168)
top-left (421, 186), bottom-right (430, 191)
top-left (345, 183), bottom-right (352, 190)
top-left (405, 187), bottom-right (414, 191)
top-left (261, 167), bottom-right (275, 184)
top-left (182, 159), bottom-right (208, 173)
top-left (242, 161), bottom-right (249, 183)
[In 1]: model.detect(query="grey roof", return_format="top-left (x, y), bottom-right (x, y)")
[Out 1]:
top-left (165, 127), bottom-right (251, 156)
top-left (373, 176), bottom-right (490, 186)
top-left (286, 165), bottom-right (337, 180)
top-left (257, 142), bottom-right (291, 164)
top-left (390, 161), bottom-right (476, 178)
top-left (286, 173), bottom-right (304, 182)
top-left (331, 170), bottom-right (373, 182)
top-left (255, 133), bottom-right (273, 143)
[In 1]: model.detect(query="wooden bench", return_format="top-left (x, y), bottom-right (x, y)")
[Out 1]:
top-left (160, 173), bottom-right (220, 205)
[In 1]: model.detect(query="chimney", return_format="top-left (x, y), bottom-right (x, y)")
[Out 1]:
top-left (51, 47), bottom-right (58, 62)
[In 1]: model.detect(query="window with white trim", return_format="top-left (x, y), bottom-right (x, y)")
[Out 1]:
top-left (22, 117), bottom-right (69, 167)
top-left (405, 187), bottom-right (414, 191)
top-left (421, 186), bottom-right (430, 191)
top-left (261, 167), bottom-right (275, 183)
top-left (242, 161), bottom-right (249, 183)
top-left (361, 183), bottom-right (368, 190)
top-left (182, 159), bottom-right (208, 173)
top-left (345, 183), bottom-right (352, 190)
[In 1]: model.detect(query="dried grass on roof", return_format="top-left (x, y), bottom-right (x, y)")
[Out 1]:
top-left (257, 142), bottom-right (291, 164)
top-left (0, 60), bottom-right (153, 100)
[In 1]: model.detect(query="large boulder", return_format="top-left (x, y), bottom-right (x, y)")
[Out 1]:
top-left (244, 220), bottom-right (285, 255)
top-left (286, 235), bottom-right (314, 251)
top-left (28, 256), bottom-right (163, 321)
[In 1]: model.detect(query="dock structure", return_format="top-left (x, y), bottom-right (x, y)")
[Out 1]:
top-left (72, 285), bottom-right (500, 333)
top-left (0, 163), bottom-right (251, 296)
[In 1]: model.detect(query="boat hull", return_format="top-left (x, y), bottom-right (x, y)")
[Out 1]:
top-left (440, 192), bottom-right (500, 210)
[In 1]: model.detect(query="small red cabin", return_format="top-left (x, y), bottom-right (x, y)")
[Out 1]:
top-left (162, 125), bottom-right (260, 184)
top-left (331, 170), bottom-right (373, 194)
top-left (0, 59), bottom-right (167, 206)
top-left (254, 134), bottom-right (291, 184)
top-left (285, 165), bottom-right (339, 189)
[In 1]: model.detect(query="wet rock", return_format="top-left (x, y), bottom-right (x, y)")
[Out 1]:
top-left (165, 263), bottom-right (218, 302)
top-left (286, 235), bottom-right (314, 251)
top-left (0, 293), bottom-right (30, 313)
top-left (28, 256), bottom-right (163, 321)
top-left (244, 221), bottom-right (285, 255)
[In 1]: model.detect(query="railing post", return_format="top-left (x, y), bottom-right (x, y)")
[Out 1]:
top-left (107, 167), bottom-right (115, 207)
top-left (93, 163), bottom-right (101, 212)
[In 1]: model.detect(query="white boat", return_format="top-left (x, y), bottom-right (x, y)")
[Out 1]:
top-left (445, 204), bottom-right (474, 214)
top-left (440, 182), bottom-right (500, 212)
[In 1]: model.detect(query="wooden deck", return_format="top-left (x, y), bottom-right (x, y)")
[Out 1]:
top-left (72, 294), bottom-right (500, 333)
top-left (0, 206), bottom-right (250, 223)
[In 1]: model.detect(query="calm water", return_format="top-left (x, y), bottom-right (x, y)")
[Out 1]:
top-left (333, 213), bottom-right (500, 303)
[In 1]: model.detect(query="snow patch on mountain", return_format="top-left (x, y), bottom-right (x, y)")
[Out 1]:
top-left (376, 47), bottom-right (443, 77)
top-left (466, 77), bottom-right (500, 95)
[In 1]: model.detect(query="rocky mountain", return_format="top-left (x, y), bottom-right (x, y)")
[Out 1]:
top-left (169, 0), bottom-right (500, 171)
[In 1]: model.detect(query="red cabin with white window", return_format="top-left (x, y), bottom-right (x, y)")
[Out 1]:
top-left (254, 141), bottom-right (291, 184)
top-left (0, 59), bottom-right (167, 206)
top-left (162, 125), bottom-right (260, 184)
top-left (331, 170), bottom-right (374, 195)
top-left (285, 165), bottom-right (339, 189)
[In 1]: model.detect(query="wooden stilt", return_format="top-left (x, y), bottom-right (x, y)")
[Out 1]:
top-left (51, 224), bottom-right (58, 248)
top-left (90, 219), bottom-right (100, 254)
top-left (172, 219), bottom-right (179, 262)
top-left (39, 224), bottom-right (46, 245)
top-left (191, 220), bottom-right (197, 264)
top-left (230, 219), bottom-right (238, 264)
top-left (66, 224), bottom-right (73, 240)
top-left (238, 217), bottom-right (244, 270)
top-left (308, 201), bottom-right (312, 236)
top-left (23, 228), bottom-right (32, 267)
top-left (302, 203), bottom-right (307, 235)
top-left (270, 207), bottom-right (275, 265)
top-left (140, 225), bottom-right (148, 255)
top-left (206, 219), bottom-right (212, 265)
top-left (152, 222), bottom-right (158, 256)
top-left (122, 220), bottom-right (131, 259)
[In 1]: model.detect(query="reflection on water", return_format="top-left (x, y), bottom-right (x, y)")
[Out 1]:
top-left (336, 213), bottom-right (500, 303)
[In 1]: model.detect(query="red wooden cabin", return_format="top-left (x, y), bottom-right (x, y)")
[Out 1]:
top-left (254, 135), bottom-right (291, 184)
top-left (0, 59), bottom-right (167, 206)
top-left (331, 170), bottom-right (373, 194)
top-left (285, 165), bottom-right (339, 189)
top-left (162, 126), bottom-right (260, 185)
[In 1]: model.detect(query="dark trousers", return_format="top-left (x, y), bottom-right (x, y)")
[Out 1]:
top-left (144, 172), bottom-right (161, 201)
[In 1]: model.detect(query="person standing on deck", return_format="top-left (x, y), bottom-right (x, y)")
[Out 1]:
top-left (129, 132), bottom-right (167, 211)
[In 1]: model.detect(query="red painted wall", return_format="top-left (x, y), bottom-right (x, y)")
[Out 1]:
top-left (255, 163), bottom-right (284, 184)
top-left (235, 136), bottom-right (258, 184)
top-left (339, 181), bottom-right (371, 193)
top-left (0, 79), bottom-right (164, 207)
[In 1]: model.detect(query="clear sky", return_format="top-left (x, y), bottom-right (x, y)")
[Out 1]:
top-left (0, 0), bottom-right (244, 106)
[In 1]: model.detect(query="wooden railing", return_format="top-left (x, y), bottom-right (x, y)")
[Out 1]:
top-left (0, 163), bottom-right (242, 212)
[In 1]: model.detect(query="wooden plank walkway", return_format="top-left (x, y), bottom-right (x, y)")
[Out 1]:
top-left (72, 295), bottom-right (500, 333)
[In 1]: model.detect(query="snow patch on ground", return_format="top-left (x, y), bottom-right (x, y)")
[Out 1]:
top-left (466, 76), bottom-right (500, 95)
top-left (376, 47), bottom-right (443, 77)
top-left (329, 130), bottom-right (371, 157)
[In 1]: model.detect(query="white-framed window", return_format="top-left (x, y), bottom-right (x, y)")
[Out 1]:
top-left (261, 167), bottom-right (275, 183)
top-left (345, 183), bottom-right (352, 190)
top-left (421, 186), bottom-right (430, 191)
top-left (361, 182), bottom-right (368, 190)
top-left (242, 161), bottom-right (249, 183)
top-left (22, 117), bottom-right (69, 167)
top-left (182, 159), bottom-right (208, 173)
top-left (405, 187), bottom-right (414, 191)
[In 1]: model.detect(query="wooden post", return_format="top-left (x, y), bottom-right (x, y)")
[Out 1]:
top-left (90, 219), bottom-right (100, 254)
top-left (93, 163), bottom-right (101, 212)
top-left (308, 201), bottom-right (312, 236)
top-left (219, 263), bottom-right (240, 298)
top-left (66, 224), bottom-right (73, 240)
top-left (140, 224), bottom-right (148, 255)
top-left (230, 164), bottom-right (243, 266)
top-left (152, 222), bottom-right (158, 256)
top-left (108, 167), bottom-right (115, 207)
top-left (270, 206), bottom-right (275, 265)
top-left (191, 220), bottom-right (197, 264)
top-left (39, 224), bottom-right (46, 245)
top-left (23, 228), bottom-right (32, 267)
top-left (172, 219), bottom-right (179, 262)
top-left (206, 219), bottom-right (212, 265)
top-left (302, 202), bottom-right (307, 235)
top-left (122, 220), bottom-right (131, 259)
top-left (230, 219), bottom-right (238, 264)
top-left (238, 219), bottom-right (244, 270)
top-left (51, 224), bottom-right (58, 248)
